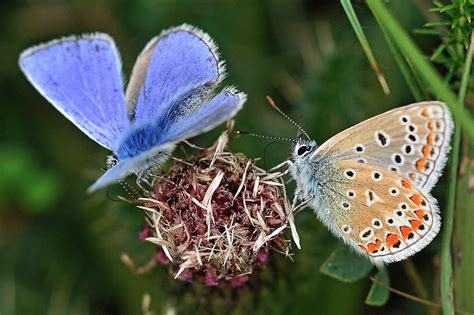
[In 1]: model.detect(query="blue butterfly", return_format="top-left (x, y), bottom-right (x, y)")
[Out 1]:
top-left (19, 24), bottom-right (246, 193)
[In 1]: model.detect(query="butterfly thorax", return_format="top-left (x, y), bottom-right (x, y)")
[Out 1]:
top-left (114, 119), bottom-right (170, 160)
top-left (290, 140), bottom-right (322, 203)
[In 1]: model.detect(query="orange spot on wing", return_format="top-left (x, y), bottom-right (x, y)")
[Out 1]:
top-left (415, 209), bottom-right (426, 220)
top-left (367, 243), bottom-right (377, 253)
top-left (386, 234), bottom-right (400, 247)
top-left (421, 109), bottom-right (430, 117)
top-left (427, 133), bottom-right (434, 145)
top-left (428, 121), bottom-right (435, 130)
top-left (422, 145), bottom-right (431, 158)
top-left (400, 226), bottom-right (413, 239)
top-left (401, 179), bottom-right (412, 189)
top-left (367, 239), bottom-right (383, 253)
top-left (410, 194), bottom-right (423, 206)
top-left (416, 159), bottom-right (427, 171)
top-left (410, 173), bottom-right (417, 180)
top-left (410, 219), bottom-right (422, 230)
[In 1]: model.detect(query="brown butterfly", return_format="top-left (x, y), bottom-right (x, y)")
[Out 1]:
top-left (288, 102), bottom-right (453, 264)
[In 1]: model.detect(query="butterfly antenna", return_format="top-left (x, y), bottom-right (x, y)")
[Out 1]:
top-left (119, 179), bottom-right (140, 200)
top-left (106, 185), bottom-right (122, 202)
top-left (236, 130), bottom-right (297, 144)
top-left (266, 96), bottom-right (310, 140)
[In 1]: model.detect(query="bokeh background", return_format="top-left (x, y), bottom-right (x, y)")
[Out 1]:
top-left (0, 0), bottom-right (460, 314)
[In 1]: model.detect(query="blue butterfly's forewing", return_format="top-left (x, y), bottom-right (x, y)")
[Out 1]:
top-left (126, 24), bottom-right (225, 124)
top-left (19, 34), bottom-right (129, 149)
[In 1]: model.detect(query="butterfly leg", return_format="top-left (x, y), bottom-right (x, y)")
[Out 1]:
top-left (144, 169), bottom-right (178, 187)
top-left (270, 160), bottom-right (293, 179)
top-left (292, 194), bottom-right (314, 215)
top-left (182, 139), bottom-right (205, 150)
top-left (270, 160), bottom-right (293, 172)
top-left (291, 189), bottom-right (313, 213)
top-left (162, 153), bottom-right (197, 168)
top-left (291, 189), bottom-right (302, 209)
top-left (135, 172), bottom-right (153, 192)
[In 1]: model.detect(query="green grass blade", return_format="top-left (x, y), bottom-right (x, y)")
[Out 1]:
top-left (442, 31), bottom-right (474, 315)
top-left (375, 17), bottom-right (427, 101)
top-left (366, 0), bottom-right (474, 140)
top-left (454, 152), bottom-right (474, 313)
top-left (340, 0), bottom-right (390, 95)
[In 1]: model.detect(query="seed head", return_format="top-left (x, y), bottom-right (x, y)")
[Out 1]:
top-left (136, 131), bottom-right (298, 286)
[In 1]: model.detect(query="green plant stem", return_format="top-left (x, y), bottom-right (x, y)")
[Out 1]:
top-left (340, 0), bottom-right (390, 95)
top-left (402, 260), bottom-right (434, 315)
top-left (375, 13), bottom-right (426, 101)
top-left (369, 276), bottom-right (473, 315)
top-left (454, 153), bottom-right (474, 313)
top-left (366, 0), bottom-right (474, 141)
top-left (442, 31), bottom-right (474, 315)
top-left (369, 276), bottom-right (441, 309)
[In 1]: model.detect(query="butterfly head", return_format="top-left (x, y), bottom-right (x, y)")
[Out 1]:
top-left (106, 154), bottom-right (119, 169)
top-left (293, 139), bottom-right (318, 161)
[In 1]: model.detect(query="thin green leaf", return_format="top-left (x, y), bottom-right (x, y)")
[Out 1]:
top-left (320, 247), bottom-right (373, 283)
top-left (423, 21), bottom-right (452, 27)
top-left (365, 267), bottom-right (390, 306)
top-left (377, 19), bottom-right (426, 101)
top-left (431, 43), bottom-right (449, 61)
top-left (413, 29), bottom-right (452, 36)
top-left (442, 31), bottom-right (474, 315)
top-left (340, 0), bottom-right (390, 94)
top-left (440, 4), bottom-right (458, 12)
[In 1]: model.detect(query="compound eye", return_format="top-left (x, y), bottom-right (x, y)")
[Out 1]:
top-left (107, 155), bottom-right (119, 169)
top-left (297, 145), bottom-right (310, 156)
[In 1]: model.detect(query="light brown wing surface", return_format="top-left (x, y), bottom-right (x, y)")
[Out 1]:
top-left (314, 101), bottom-right (454, 192)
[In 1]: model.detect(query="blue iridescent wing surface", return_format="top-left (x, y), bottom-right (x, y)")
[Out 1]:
top-left (19, 34), bottom-right (129, 149)
top-left (125, 24), bottom-right (225, 124)
top-left (162, 88), bottom-right (246, 143)
top-left (88, 142), bottom-right (176, 193)
top-left (89, 87), bottom-right (246, 193)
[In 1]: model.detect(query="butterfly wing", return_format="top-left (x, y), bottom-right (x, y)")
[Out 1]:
top-left (310, 159), bottom-right (439, 264)
top-left (314, 101), bottom-right (454, 191)
top-left (126, 24), bottom-right (225, 125)
top-left (88, 88), bottom-right (245, 193)
top-left (87, 142), bottom-right (176, 193)
top-left (19, 34), bottom-right (129, 150)
top-left (90, 23), bottom-right (245, 192)
top-left (162, 87), bottom-right (246, 143)
top-left (304, 101), bottom-right (453, 263)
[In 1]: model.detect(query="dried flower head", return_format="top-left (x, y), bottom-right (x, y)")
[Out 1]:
top-left (135, 130), bottom-right (299, 286)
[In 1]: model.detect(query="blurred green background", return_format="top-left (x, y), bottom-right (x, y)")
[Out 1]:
top-left (0, 0), bottom-right (457, 314)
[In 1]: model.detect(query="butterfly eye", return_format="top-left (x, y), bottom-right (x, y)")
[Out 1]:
top-left (297, 145), bottom-right (311, 156)
top-left (106, 155), bottom-right (119, 168)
